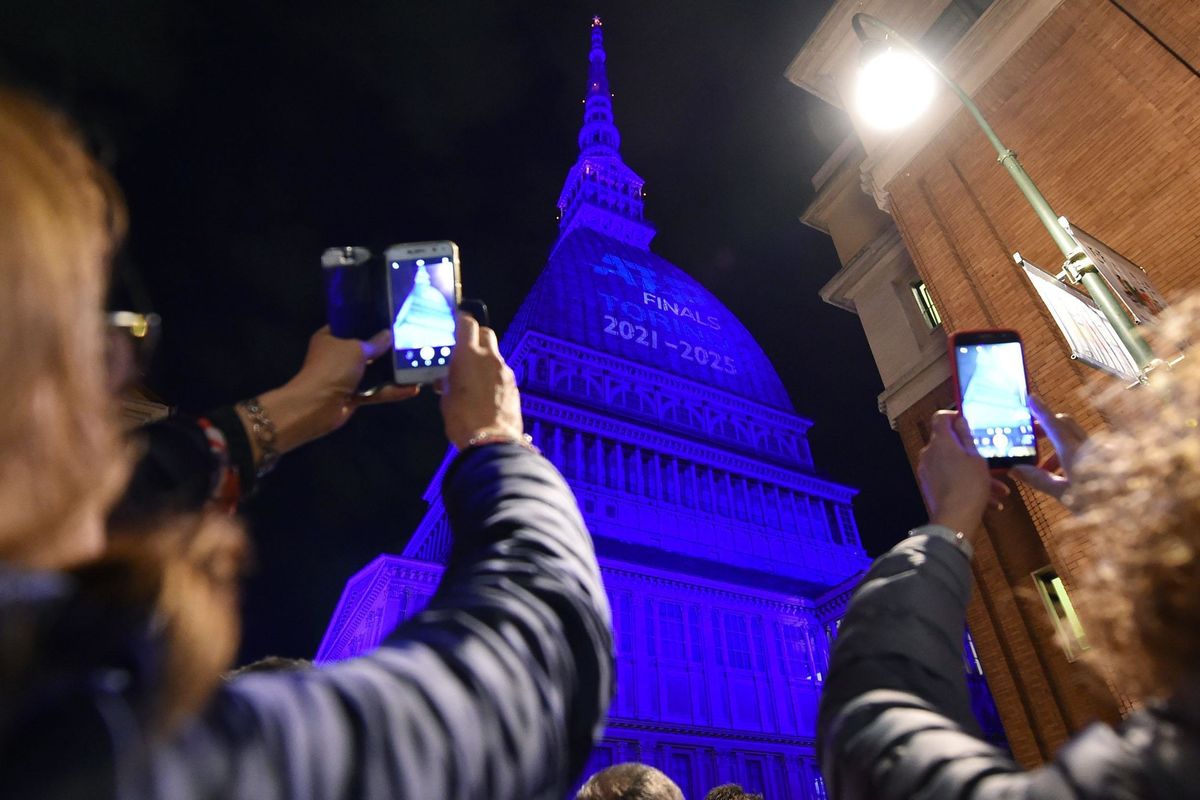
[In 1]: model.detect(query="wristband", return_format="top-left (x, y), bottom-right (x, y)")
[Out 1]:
top-left (197, 417), bottom-right (241, 512)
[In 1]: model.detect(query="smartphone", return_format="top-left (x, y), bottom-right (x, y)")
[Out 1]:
top-left (950, 329), bottom-right (1038, 469)
top-left (322, 246), bottom-right (392, 393)
top-left (386, 241), bottom-right (462, 385)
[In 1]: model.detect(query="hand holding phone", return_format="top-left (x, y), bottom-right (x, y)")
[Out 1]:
top-left (950, 329), bottom-right (1039, 469)
top-left (386, 241), bottom-right (462, 385)
top-left (440, 312), bottom-right (523, 450)
top-left (1010, 396), bottom-right (1089, 499)
top-left (917, 410), bottom-right (995, 535)
top-left (322, 246), bottom-right (393, 394)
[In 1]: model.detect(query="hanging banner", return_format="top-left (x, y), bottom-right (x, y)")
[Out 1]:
top-left (1061, 220), bottom-right (1167, 324)
top-left (1018, 258), bottom-right (1141, 382)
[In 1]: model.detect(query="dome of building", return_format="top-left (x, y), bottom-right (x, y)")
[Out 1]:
top-left (504, 227), bottom-right (794, 411)
top-left (321, 21), bottom-right (875, 798)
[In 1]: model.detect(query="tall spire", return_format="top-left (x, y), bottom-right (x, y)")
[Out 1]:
top-left (579, 16), bottom-right (619, 155)
top-left (556, 16), bottom-right (656, 250)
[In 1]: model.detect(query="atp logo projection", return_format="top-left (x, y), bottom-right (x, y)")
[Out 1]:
top-left (593, 253), bottom-right (739, 375)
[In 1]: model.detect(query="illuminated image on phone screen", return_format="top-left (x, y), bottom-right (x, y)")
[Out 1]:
top-left (955, 342), bottom-right (1037, 460)
top-left (389, 255), bottom-right (457, 372)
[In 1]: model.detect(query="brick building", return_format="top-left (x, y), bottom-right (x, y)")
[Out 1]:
top-left (788, 0), bottom-right (1200, 767)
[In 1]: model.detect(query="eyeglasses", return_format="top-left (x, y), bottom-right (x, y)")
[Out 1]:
top-left (107, 311), bottom-right (160, 340)
top-left (106, 311), bottom-right (161, 387)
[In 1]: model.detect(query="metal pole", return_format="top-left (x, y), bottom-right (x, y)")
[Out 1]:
top-left (852, 13), bottom-right (1155, 371)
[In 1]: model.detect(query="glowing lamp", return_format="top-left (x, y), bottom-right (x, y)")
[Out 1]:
top-left (854, 43), bottom-right (937, 131)
top-left (846, 12), bottom-right (1156, 372)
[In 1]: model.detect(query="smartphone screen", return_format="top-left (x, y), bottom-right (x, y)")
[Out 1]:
top-left (386, 241), bottom-right (460, 384)
top-left (953, 333), bottom-right (1037, 466)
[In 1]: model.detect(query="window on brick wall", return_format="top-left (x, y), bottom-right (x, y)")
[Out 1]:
top-left (911, 280), bottom-right (943, 329)
top-left (1032, 567), bottom-right (1090, 661)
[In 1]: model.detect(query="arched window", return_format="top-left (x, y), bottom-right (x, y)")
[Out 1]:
top-left (713, 416), bottom-right (751, 445)
top-left (612, 388), bottom-right (652, 416)
top-left (662, 402), bottom-right (703, 431)
top-left (553, 370), bottom-right (602, 403)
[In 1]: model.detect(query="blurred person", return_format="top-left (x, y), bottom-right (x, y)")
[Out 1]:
top-left (0, 85), bottom-right (613, 799)
top-left (576, 763), bottom-right (685, 800)
top-left (703, 784), bottom-right (762, 800)
top-left (817, 324), bottom-right (1200, 798)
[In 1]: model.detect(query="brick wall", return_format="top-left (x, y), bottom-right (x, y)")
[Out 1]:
top-left (882, 0), bottom-right (1199, 764)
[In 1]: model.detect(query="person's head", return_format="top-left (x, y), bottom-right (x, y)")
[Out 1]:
top-left (0, 86), bottom-right (129, 569)
top-left (70, 515), bottom-right (248, 734)
top-left (1069, 297), bottom-right (1200, 699)
top-left (703, 785), bottom-right (762, 800)
top-left (576, 763), bottom-right (685, 800)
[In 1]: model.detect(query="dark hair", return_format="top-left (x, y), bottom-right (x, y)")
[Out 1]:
top-left (704, 784), bottom-right (762, 800)
top-left (576, 763), bottom-right (685, 800)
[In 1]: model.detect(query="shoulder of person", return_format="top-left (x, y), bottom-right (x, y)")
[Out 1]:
top-left (1055, 711), bottom-right (1199, 799)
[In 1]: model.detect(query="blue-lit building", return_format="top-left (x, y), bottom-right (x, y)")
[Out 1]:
top-left (318, 18), bottom-right (877, 799)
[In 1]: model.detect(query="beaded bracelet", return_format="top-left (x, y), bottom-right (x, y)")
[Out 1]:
top-left (909, 523), bottom-right (974, 560)
top-left (464, 430), bottom-right (541, 455)
top-left (238, 396), bottom-right (280, 478)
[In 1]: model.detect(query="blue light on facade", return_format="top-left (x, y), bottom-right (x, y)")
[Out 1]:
top-left (317, 17), bottom-right (1002, 798)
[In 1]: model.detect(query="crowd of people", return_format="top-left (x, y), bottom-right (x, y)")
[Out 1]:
top-left (1, 84), bottom-right (1197, 799)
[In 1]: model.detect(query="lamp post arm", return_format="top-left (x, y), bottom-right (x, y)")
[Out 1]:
top-left (851, 13), bottom-right (1155, 371)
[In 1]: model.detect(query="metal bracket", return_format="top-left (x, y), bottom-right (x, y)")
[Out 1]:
top-left (1060, 250), bottom-right (1096, 284)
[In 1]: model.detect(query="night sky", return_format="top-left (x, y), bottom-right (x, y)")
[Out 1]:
top-left (4, 0), bottom-right (928, 662)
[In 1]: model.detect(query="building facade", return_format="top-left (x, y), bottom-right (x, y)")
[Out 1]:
top-left (317, 17), bottom-right (882, 800)
top-left (788, 0), bottom-right (1200, 767)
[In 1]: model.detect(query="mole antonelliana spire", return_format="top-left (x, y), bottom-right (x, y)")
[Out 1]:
top-left (321, 17), bottom-right (877, 798)
top-left (579, 15), bottom-right (619, 155)
top-left (556, 16), bottom-right (656, 250)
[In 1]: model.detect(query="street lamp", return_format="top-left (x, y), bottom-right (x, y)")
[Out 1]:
top-left (851, 13), bottom-right (1156, 373)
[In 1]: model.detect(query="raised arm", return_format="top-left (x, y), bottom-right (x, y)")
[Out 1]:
top-left (162, 315), bottom-right (613, 800)
top-left (816, 411), bottom-right (1084, 799)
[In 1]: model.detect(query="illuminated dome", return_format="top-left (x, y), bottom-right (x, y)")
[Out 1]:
top-left (320, 21), bottom-right (871, 799)
top-left (504, 227), bottom-right (794, 411)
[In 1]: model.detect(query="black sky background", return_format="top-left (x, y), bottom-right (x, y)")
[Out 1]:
top-left (4, 0), bottom-right (929, 662)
